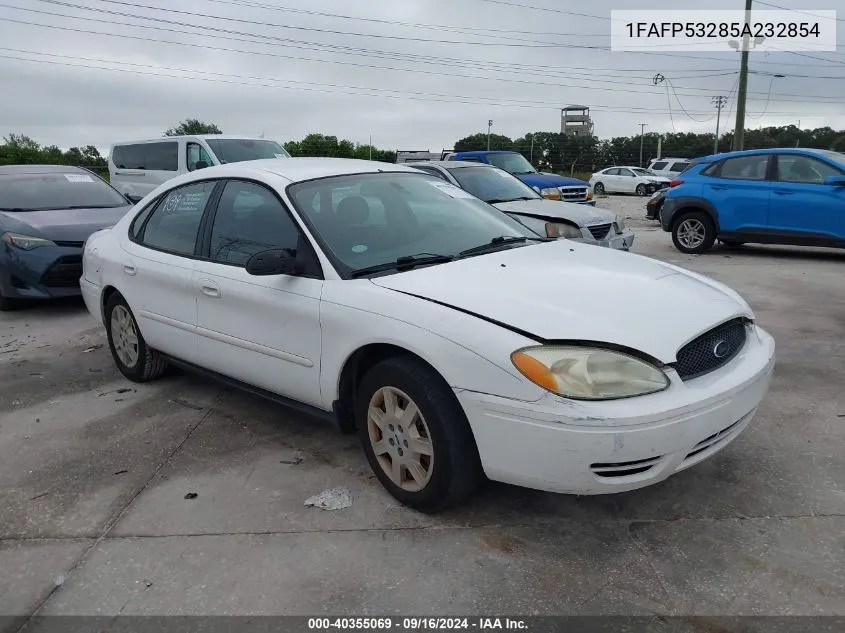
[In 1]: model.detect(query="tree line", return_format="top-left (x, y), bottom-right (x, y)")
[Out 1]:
top-left (4, 118), bottom-right (845, 176)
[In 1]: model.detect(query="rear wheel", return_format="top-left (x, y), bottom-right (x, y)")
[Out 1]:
top-left (356, 355), bottom-right (482, 513)
top-left (105, 293), bottom-right (168, 382)
top-left (0, 290), bottom-right (19, 311)
top-left (593, 182), bottom-right (605, 195)
top-left (671, 211), bottom-right (716, 254)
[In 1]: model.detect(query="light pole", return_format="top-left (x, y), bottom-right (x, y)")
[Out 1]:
top-left (487, 119), bottom-right (493, 150)
top-left (712, 96), bottom-right (728, 155)
top-left (638, 123), bottom-right (648, 167)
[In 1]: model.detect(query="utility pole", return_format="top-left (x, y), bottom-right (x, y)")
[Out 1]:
top-left (487, 119), bottom-right (493, 150)
top-left (657, 135), bottom-right (663, 160)
top-left (369, 134), bottom-right (372, 160)
top-left (638, 123), bottom-right (648, 167)
top-left (734, 0), bottom-right (753, 151)
top-left (712, 96), bottom-right (728, 155)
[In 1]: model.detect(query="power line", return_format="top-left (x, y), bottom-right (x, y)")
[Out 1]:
top-left (3, 50), bottom-right (836, 117)
top-left (754, 1), bottom-right (845, 23)
top-left (3, 8), bottom-right (843, 105)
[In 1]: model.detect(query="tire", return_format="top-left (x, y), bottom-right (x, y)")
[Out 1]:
top-left (671, 211), bottom-right (716, 254)
top-left (636, 184), bottom-right (648, 196)
top-left (0, 291), bottom-right (19, 311)
top-left (356, 355), bottom-right (482, 513)
top-left (593, 182), bottom-right (605, 195)
top-left (721, 240), bottom-right (745, 248)
top-left (104, 292), bottom-right (168, 382)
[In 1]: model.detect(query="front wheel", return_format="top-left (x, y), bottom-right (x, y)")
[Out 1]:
top-left (105, 293), bottom-right (168, 382)
top-left (672, 211), bottom-right (716, 254)
top-left (635, 183), bottom-right (648, 196)
top-left (356, 356), bottom-right (482, 513)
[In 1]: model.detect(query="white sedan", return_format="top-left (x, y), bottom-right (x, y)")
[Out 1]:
top-left (81, 158), bottom-right (775, 512)
top-left (590, 166), bottom-right (670, 196)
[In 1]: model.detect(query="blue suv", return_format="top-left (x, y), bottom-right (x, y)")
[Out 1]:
top-left (660, 148), bottom-right (845, 254)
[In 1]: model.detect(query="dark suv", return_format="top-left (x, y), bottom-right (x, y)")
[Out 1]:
top-left (660, 148), bottom-right (845, 254)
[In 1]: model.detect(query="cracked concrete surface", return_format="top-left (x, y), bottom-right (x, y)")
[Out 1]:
top-left (1, 202), bottom-right (843, 625)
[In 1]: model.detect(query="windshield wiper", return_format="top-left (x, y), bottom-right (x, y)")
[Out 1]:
top-left (0, 207), bottom-right (29, 212)
top-left (457, 235), bottom-right (550, 259)
top-left (350, 253), bottom-right (454, 278)
top-left (486, 196), bottom-right (538, 204)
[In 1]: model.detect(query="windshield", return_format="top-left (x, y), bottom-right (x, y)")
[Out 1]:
top-left (485, 153), bottom-right (536, 174)
top-left (820, 150), bottom-right (845, 169)
top-left (449, 166), bottom-right (541, 203)
top-left (287, 172), bottom-right (538, 276)
top-left (204, 139), bottom-right (290, 164)
top-left (0, 172), bottom-right (128, 211)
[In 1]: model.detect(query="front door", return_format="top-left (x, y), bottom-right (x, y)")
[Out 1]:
top-left (705, 153), bottom-right (772, 233)
top-left (769, 153), bottom-right (845, 241)
top-left (192, 179), bottom-right (324, 407)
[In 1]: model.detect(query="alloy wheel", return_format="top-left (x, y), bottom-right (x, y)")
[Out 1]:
top-left (110, 305), bottom-right (139, 368)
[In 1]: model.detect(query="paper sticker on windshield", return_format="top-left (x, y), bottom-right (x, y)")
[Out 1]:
top-left (429, 181), bottom-right (475, 199)
top-left (64, 174), bottom-right (94, 183)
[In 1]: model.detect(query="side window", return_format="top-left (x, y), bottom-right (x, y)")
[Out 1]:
top-left (651, 161), bottom-right (668, 171)
top-left (145, 142), bottom-right (178, 171)
top-left (670, 162), bottom-right (691, 172)
top-left (209, 180), bottom-right (302, 266)
top-left (777, 155), bottom-right (841, 184)
top-left (606, 168), bottom-right (620, 176)
top-left (141, 181), bottom-right (215, 255)
top-left (187, 143), bottom-right (214, 172)
top-left (461, 157), bottom-right (481, 162)
top-left (620, 169), bottom-right (635, 177)
top-left (129, 201), bottom-right (157, 240)
top-left (112, 145), bottom-right (144, 170)
top-left (719, 155), bottom-right (769, 181)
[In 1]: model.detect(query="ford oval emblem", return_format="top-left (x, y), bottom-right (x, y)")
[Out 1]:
top-left (713, 340), bottom-right (731, 359)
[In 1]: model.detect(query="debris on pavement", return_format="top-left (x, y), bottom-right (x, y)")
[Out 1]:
top-left (184, 492), bottom-right (198, 500)
top-left (304, 487), bottom-right (352, 511)
top-left (169, 398), bottom-right (204, 410)
top-left (114, 469), bottom-right (128, 475)
top-left (280, 455), bottom-right (304, 465)
top-left (82, 344), bottom-right (103, 353)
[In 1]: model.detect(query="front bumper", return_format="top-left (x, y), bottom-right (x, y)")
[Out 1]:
top-left (0, 244), bottom-right (84, 300)
top-left (457, 325), bottom-right (775, 495)
top-left (574, 226), bottom-right (635, 250)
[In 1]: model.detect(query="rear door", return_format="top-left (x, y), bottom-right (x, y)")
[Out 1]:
top-left (704, 154), bottom-right (772, 233)
top-left (119, 179), bottom-right (218, 362)
top-left (770, 153), bottom-right (845, 241)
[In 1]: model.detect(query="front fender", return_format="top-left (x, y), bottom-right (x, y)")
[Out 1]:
top-left (661, 196), bottom-right (719, 232)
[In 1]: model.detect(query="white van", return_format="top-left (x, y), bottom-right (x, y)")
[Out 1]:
top-left (647, 157), bottom-right (692, 180)
top-left (108, 135), bottom-right (291, 201)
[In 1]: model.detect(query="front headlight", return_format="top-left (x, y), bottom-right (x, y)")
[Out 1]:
top-left (615, 215), bottom-right (626, 230)
top-left (511, 346), bottom-right (669, 400)
top-left (539, 187), bottom-right (561, 201)
top-left (545, 222), bottom-right (582, 239)
top-left (1, 232), bottom-right (57, 250)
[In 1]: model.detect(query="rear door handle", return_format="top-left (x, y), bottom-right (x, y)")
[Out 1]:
top-left (774, 190), bottom-right (795, 196)
top-left (123, 264), bottom-right (136, 276)
top-left (710, 185), bottom-right (729, 190)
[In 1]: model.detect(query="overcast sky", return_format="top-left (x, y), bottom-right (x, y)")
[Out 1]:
top-left (1, 0), bottom-right (843, 152)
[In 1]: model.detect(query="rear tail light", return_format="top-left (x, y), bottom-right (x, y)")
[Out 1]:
top-left (669, 179), bottom-right (684, 187)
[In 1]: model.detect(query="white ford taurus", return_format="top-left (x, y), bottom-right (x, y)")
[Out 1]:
top-left (81, 158), bottom-right (775, 512)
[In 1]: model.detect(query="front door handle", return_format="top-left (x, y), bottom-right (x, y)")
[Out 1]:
top-left (199, 280), bottom-right (221, 298)
top-left (710, 185), bottom-right (729, 190)
top-left (123, 263), bottom-right (136, 276)
top-left (774, 190), bottom-right (795, 196)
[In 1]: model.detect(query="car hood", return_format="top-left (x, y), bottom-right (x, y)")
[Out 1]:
top-left (493, 199), bottom-right (615, 226)
top-left (0, 206), bottom-right (131, 242)
top-left (370, 241), bottom-right (752, 363)
top-left (515, 172), bottom-right (589, 188)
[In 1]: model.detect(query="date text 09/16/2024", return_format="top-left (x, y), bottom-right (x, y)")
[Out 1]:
top-left (307, 617), bottom-right (527, 630)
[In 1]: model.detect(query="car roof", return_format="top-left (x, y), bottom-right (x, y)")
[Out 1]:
top-left (110, 135), bottom-right (275, 146)
top-left (413, 160), bottom-right (494, 169)
top-left (0, 164), bottom-right (88, 175)
top-left (694, 147), bottom-right (838, 162)
top-left (649, 157), bottom-right (689, 162)
top-left (452, 150), bottom-right (515, 156)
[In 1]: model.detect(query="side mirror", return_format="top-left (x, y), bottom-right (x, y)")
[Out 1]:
top-left (824, 175), bottom-right (845, 187)
top-left (245, 249), bottom-right (299, 276)
top-left (194, 160), bottom-right (209, 170)
top-left (125, 193), bottom-right (142, 204)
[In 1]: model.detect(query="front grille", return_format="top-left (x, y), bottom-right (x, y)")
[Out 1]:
top-left (590, 455), bottom-right (663, 478)
top-left (684, 416), bottom-right (747, 461)
top-left (674, 318), bottom-right (748, 381)
top-left (41, 255), bottom-right (83, 288)
top-left (54, 240), bottom-right (84, 248)
top-left (587, 223), bottom-right (612, 240)
top-left (560, 186), bottom-right (588, 202)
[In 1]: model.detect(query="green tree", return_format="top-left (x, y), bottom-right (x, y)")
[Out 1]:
top-left (164, 119), bottom-right (222, 136)
top-left (454, 133), bottom-right (512, 152)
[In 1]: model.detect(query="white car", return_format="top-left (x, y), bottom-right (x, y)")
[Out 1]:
top-left (589, 167), bottom-right (670, 196)
top-left (81, 158), bottom-right (775, 512)
top-left (411, 161), bottom-right (634, 250)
